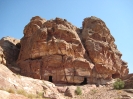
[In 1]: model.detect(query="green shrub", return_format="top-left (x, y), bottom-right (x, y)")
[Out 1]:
top-left (113, 78), bottom-right (125, 90)
top-left (75, 86), bottom-right (82, 95)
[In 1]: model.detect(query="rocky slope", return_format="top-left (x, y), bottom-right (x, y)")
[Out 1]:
top-left (0, 64), bottom-right (133, 99)
top-left (16, 16), bottom-right (128, 85)
top-left (0, 64), bottom-right (65, 99)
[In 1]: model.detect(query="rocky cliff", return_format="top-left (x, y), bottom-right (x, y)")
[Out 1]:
top-left (16, 16), bottom-right (129, 85)
top-left (0, 37), bottom-right (20, 73)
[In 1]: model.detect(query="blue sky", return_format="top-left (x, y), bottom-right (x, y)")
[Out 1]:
top-left (0, 0), bottom-right (133, 73)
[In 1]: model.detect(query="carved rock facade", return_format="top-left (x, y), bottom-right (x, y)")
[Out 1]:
top-left (17, 16), bottom-right (128, 85)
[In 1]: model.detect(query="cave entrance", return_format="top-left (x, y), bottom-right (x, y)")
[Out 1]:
top-left (112, 73), bottom-right (120, 79)
top-left (80, 77), bottom-right (88, 85)
top-left (49, 76), bottom-right (53, 82)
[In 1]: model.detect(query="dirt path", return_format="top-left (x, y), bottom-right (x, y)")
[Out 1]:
top-left (64, 85), bottom-right (133, 99)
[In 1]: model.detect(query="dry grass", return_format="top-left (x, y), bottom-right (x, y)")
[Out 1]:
top-left (0, 87), bottom-right (48, 99)
top-left (0, 87), bottom-right (15, 93)
top-left (36, 91), bottom-right (44, 98)
top-left (16, 89), bottom-right (46, 99)
top-left (90, 89), bottom-right (97, 95)
top-left (17, 89), bottom-right (27, 96)
top-left (6, 88), bottom-right (15, 93)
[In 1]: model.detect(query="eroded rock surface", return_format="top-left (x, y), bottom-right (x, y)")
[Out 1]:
top-left (0, 64), bottom-right (131, 99)
top-left (81, 17), bottom-right (129, 84)
top-left (0, 36), bottom-right (20, 73)
top-left (0, 64), bottom-right (65, 99)
top-left (122, 73), bottom-right (133, 89)
top-left (17, 16), bottom-right (129, 85)
top-left (0, 36), bottom-right (20, 65)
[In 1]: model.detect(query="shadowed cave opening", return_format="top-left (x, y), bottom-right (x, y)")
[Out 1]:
top-left (16, 43), bottom-right (21, 49)
top-left (80, 77), bottom-right (88, 85)
top-left (112, 73), bottom-right (120, 79)
top-left (49, 76), bottom-right (53, 82)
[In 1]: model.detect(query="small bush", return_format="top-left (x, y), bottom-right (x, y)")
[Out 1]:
top-left (113, 78), bottom-right (125, 90)
top-left (75, 86), bottom-right (82, 95)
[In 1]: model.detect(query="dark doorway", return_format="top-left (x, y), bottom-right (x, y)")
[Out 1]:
top-left (49, 76), bottom-right (53, 82)
top-left (112, 73), bottom-right (120, 79)
top-left (80, 77), bottom-right (87, 85)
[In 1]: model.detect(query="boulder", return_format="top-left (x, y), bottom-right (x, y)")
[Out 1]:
top-left (57, 86), bottom-right (67, 93)
top-left (65, 86), bottom-right (76, 97)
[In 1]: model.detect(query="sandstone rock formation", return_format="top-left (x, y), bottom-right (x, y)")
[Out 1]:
top-left (17, 16), bottom-right (129, 85)
top-left (122, 73), bottom-right (133, 89)
top-left (81, 17), bottom-right (129, 84)
top-left (0, 64), bottom-right (65, 99)
top-left (0, 36), bottom-right (20, 66)
top-left (0, 36), bottom-right (20, 73)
